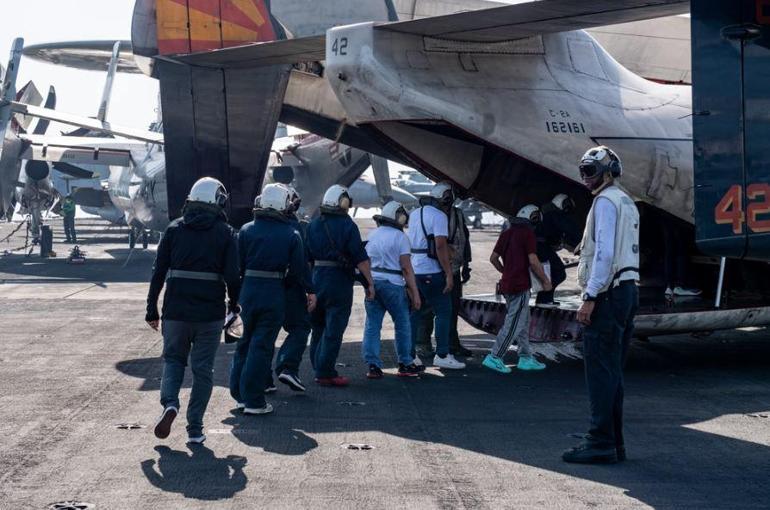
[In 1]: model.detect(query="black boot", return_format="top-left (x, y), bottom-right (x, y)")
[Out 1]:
top-left (562, 443), bottom-right (618, 464)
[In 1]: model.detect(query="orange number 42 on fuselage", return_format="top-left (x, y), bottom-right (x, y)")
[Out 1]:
top-left (715, 184), bottom-right (770, 234)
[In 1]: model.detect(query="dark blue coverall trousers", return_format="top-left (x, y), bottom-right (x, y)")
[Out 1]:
top-left (229, 213), bottom-right (305, 409)
top-left (306, 213), bottom-right (369, 380)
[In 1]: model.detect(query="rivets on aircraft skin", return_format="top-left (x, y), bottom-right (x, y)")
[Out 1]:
top-left (338, 401), bottom-right (366, 407)
top-left (745, 413), bottom-right (769, 419)
top-left (342, 443), bottom-right (374, 451)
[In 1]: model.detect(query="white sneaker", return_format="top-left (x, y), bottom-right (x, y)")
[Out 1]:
top-left (243, 403), bottom-right (274, 415)
top-left (187, 434), bottom-right (206, 444)
top-left (673, 286), bottom-right (702, 297)
top-left (433, 354), bottom-right (466, 370)
top-left (413, 356), bottom-right (423, 367)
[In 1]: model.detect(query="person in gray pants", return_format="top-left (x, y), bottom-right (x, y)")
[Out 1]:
top-left (146, 178), bottom-right (241, 444)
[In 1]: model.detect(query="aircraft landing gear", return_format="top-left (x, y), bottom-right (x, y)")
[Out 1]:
top-left (142, 230), bottom-right (149, 250)
top-left (128, 228), bottom-right (137, 249)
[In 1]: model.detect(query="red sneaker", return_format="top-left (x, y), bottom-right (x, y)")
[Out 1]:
top-left (315, 376), bottom-right (350, 387)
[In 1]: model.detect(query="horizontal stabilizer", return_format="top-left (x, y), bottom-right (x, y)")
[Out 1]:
top-left (52, 162), bottom-right (94, 179)
top-left (7, 101), bottom-right (164, 144)
top-left (171, 0), bottom-right (688, 69)
top-left (382, 0), bottom-right (689, 42)
top-left (171, 35), bottom-right (326, 68)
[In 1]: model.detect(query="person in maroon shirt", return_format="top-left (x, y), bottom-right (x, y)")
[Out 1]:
top-left (483, 205), bottom-right (551, 373)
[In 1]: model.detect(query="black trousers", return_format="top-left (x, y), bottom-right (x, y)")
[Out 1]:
top-left (536, 247), bottom-right (566, 304)
top-left (582, 281), bottom-right (639, 448)
top-left (416, 272), bottom-right (464, 352)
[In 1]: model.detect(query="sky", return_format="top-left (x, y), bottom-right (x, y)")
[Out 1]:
top-left (0, 0), bottom-right (159, 130)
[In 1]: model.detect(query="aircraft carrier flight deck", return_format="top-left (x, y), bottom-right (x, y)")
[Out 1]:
top-left (1, 217), bottom-right (769, 509)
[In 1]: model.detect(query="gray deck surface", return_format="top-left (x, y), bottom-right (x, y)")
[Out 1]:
top-left (1, 217), bottom-right (769, 509)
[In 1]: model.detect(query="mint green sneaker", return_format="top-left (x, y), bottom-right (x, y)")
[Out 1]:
top-left (517, 356), bottom-right (546, 371)
top-left (482, 354), bottom-right (512, 374)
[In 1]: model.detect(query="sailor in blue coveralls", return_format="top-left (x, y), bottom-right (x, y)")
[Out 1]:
top-left (306, 184), bottom-right (375, 387)
top-left (229, 184), bottom-right (310, 415)
top-left (274, 187), bottom-right (316, 392)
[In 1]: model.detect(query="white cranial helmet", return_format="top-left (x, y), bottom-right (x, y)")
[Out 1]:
top-left (322, 184), bottom-right (352, 210)
top-left (188, 177), bottom-right (228, 208)
top-left (516, 204), bottom-right (542, 223)
top-left (378, 200), bottom-right (408, 227)
top-left (430, 181), bottom-right (455, 205)
top-left (260, 183), bottom-right (292, 212)
top-left (552, 193), bottom-right (574, 212)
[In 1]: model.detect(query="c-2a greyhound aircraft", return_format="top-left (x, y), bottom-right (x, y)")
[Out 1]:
top-left (123, 0), bottom-right (770, 343)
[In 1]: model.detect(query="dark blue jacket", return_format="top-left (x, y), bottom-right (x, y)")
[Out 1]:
top-left (146, 206), bottom-right (240, 322)
top-left (238, 212), bottom-right (306, 288)
top-left (306, 213), bottom-right (368, 283)
top-left (288, 214), bottom-right (314, 294)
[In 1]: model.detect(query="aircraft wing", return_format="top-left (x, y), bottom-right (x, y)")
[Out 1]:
top-left (172, 0), bottom-right (688, 68)
top-left (5, 102), bottom-right (164, 144)
top-left (18, 134), bottom-right (143, 167)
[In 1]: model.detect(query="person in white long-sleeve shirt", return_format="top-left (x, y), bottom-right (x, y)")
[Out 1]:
top-left (563, 146), bottom-right (640, 465)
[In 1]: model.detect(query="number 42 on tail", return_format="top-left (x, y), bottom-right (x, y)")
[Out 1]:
top-left (715, 184), bottom-right (770, 234)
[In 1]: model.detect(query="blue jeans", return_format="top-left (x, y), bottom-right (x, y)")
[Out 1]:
top-left (229, 280), bottom-right (285, 408)
top-left (275, 283), bottom-right (311, 376)
top-left (583, 281), bottom-right (639, 448)
top-left (410, 272), bottom-right (451, 357)
top-left (310, 270), bottom-right (354, 379)
top-left (362, 280), bottom-right (414, 367)
top-left (160, 319), bottom-right (223, 437)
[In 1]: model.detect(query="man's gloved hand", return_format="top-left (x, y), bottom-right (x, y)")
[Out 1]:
top-left (461, 265), bottom-right (472, 284)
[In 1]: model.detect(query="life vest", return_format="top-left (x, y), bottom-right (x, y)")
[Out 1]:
top-left (577, 185), bottom-right (640, 293)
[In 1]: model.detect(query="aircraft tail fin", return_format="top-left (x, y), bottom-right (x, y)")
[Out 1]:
top-left (0, 38), bottom-right (23, 131)
top-left (96, 42), bottom-right (121, 123)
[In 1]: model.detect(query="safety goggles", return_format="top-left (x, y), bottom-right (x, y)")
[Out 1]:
top-left (579, 162), bottom-right (600, 179)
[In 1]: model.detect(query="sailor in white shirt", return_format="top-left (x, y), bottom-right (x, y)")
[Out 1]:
top-left (564, 146), bottom-right (640, 465)
top-left (406, 183), bottom-right (466, 370)
top-left (362, 202), bottom-right (423, 378)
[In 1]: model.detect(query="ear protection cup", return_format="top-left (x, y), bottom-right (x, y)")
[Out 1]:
top-left (216, 188), bottom-right (228, 208)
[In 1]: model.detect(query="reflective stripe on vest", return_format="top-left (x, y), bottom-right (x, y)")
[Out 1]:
top-left (167, 270), bottom-right (223, 282)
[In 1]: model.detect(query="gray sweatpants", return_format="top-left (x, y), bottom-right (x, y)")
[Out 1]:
top-left (490, 291), bottom-right (532, 359)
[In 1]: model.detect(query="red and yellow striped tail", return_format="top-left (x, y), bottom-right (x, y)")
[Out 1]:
top-left (156, 0), bottom-right (278, 54)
